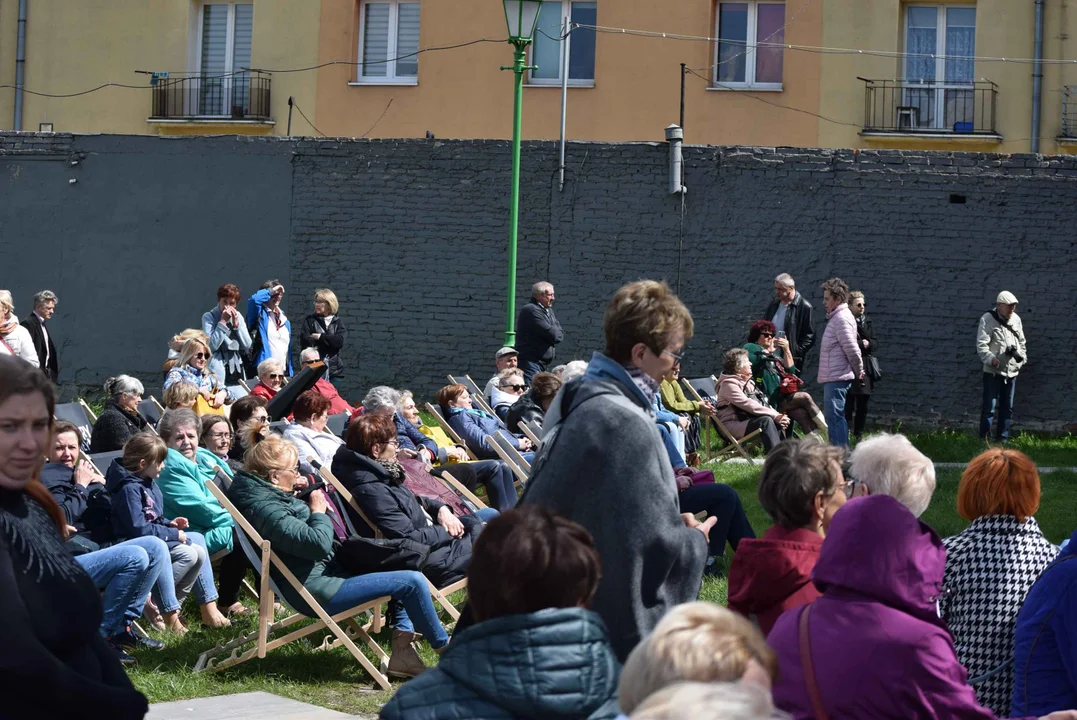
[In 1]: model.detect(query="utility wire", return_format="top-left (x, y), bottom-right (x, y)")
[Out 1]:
top-left (360, 98), bottom-right (394, 138)
top-left (291, 100), bottom-right (326, 137)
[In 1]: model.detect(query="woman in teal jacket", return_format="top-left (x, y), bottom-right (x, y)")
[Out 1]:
top-left (382, 506), bottom-right (621, 720)
top-left (155, 409), bottom-right (249, 617)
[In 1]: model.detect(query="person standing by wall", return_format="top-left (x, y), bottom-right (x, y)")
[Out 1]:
top-left (817, 278), bottom-right (863, 449)
top-left (300, 288), bottom-right (347, 381)
top-left (977, 291), bottom-right (1027, 442)
top-left (202, 284), bottom-right (252, 388)
top-left (763, 273), bottom-right (815, 373)
top-left (22, 290), bottom-right (59, 382)
top-left (516, 281), bottom-right (563, 384)
top-left (845, 291), bottom-right (878, 441)
top-left (247, 280), bottom-right (293, 378)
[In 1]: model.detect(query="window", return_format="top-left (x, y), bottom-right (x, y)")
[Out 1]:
top-left (714, 2), bottom-right (784, 89)
top-left (529, 1), bottom-right (597, 86)
top-left (197, 3), bottom-right (254, 115)
top-left (903, 5), bottom-right (976, 130)
top-left (357, 1), bottom-right (420, 84)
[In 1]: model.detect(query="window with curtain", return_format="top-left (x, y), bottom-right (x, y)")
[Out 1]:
top-left (198, 3), bottom-right (254, 115)
top-left (903, 5), bottom-right (976, 130)
top-left (530, 1), bottom-right (597, 85)
top-left (714, 1), bottom-right (785, 88)
top-left (358, 1), bottom-right (421, 83)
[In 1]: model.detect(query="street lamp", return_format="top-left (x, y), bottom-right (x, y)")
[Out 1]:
top-left (500, 0), bottom-right (543, 346)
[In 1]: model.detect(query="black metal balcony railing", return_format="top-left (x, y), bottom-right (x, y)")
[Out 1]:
top-left (1062, 86), bottom-right (1077, 137)
top-left (150, 72), bottom-right (271, 121)
top-left (862, 79), bottom-right (998, 135)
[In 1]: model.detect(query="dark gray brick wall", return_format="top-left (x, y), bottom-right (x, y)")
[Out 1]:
top-left (3, 132), bottom-right (1074, 430)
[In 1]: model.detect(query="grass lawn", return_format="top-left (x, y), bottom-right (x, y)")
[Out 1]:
top-left (126, 430), bottom-right (1077, 714)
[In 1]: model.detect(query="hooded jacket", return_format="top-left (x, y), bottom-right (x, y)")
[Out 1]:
top-left (155, 448), bottom-right (234, 556)
top-left (331, 447), bottom-right (478, 587)
top-left (380, 607), bottom-right (620, 720)
top-left (770, 495), bottom-right (1033, 720)
top-left (727, 525), bottom-right (822, 636)
top-left (519, 352), bottom-right (707, 661)
top-left (105, 460), bottom-right (181, 546)
top-left (817, 303), bottom-right (864, 384)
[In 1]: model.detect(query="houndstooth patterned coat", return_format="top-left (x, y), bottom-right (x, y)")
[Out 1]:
top-left (941, 515), bottom-right (1059, 715)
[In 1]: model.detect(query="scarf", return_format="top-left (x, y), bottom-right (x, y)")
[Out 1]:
top-left (377, 458), bottom-right (407, 486)
top-left (624, 364), bottom-right (661, 404)
top-left (209, 306), bottom-right (246, 377)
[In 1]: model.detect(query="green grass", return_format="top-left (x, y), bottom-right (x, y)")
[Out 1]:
top-left (905, 430), bottom-right (1077, 466)
top-left (126, 435), bottom-right (1077, 713)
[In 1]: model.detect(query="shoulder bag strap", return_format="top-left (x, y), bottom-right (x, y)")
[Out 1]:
top-left (799, 604), bottom-right (829, 720)
top-left (0, 335), bottom-right (15, 356)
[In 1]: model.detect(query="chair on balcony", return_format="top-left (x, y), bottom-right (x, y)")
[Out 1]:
top-left (897, 106), bottom-right (920, 130)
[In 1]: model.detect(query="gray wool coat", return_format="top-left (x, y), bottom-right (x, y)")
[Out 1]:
top-left (519, 354), bottom-right (708, 661)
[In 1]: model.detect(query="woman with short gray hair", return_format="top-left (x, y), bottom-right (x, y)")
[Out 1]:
top-left (251, 358), bottom-right (286, 402)
top-left (715, 348), bottom-right (788, 454)
top-left (727, 438), bottom-right (847, 634)
top-left (90, 375), bottom-right (150, 452)
top-left (361, 385), bottom-right (402, 417)
top-left (847, 432), bottom-right (936, 518)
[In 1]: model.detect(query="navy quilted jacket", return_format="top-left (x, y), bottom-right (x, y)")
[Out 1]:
top-left (380, 607), bottom-right (621, 720)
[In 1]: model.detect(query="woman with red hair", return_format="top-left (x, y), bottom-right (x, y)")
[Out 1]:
top-left (743, 319), bottom-right (826, 437)
top-left (202, 283), bottom-right (253, 388)
top-left (940, 448), bottom-right (1060, 716)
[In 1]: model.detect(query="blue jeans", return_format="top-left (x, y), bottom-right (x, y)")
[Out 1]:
top-left (76, 537), bottom-right (168, 637)
top-left (186, 531), bottom-right (219, 605)
top-left (659, 424), bottom-right (687, 468)
top-left (470, 460), bottom-right (518, 511)
top-left (323, 570), bottom-right (449, 649)
top-left (980, 372), bottom-right (1017, 440)
top-left (474, 508), bottom-right (499, 523)
top-left (823, 381), bottom-right (853, 448)
top-left (520, 360), bottom-right (546, 386)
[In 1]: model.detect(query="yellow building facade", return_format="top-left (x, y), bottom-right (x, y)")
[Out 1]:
top-left (1, 0), bottom-right (1074, 153)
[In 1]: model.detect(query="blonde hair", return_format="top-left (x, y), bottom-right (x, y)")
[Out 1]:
top-left (169, 328), bottom-right (208, 351)
top-left (618, 602), bottom-right (777, 715)
top-left (603, 280), bottom-right (694, 364)
top-left (0, 289), bottom-right (13, 314)
top-left (314, 288), bottom-right (339, 314)
top-left (628, 681), bottom-right (780, 720)
top-left (163, 381), bottom-right (199, 409)
top-left (242, 422), bottom-right (298, 477)
top-left (177, 337), bottom-right (211, 370)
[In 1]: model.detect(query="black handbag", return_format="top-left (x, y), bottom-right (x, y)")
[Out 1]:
top-left (334, 536), bottom-right (431, 575)
top-left (867, 355), bottom-right (883, 381)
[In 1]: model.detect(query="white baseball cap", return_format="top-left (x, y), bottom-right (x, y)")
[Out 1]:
top-left (996, 291), bottom-right (1019, 305)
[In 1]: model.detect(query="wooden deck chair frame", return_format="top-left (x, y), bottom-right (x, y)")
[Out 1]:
top-left (425, 403), bottom-right (479, 461)
top-left (491, 431), bottom-right (530, 474)
top-left (485, 433), bottom-right (529, 485)
top-left (519, 420), bottom-right (542, 449)
top-left (315, 462), bottom-right (468, 622)
top-left (195, 479), bottom-right (392, 689)
top-left (681, 377), bottom-right (762, 464)
top-left (446, 374), bottom-right (496, 417)
top-left (206, 470), bottom-right (259, 601)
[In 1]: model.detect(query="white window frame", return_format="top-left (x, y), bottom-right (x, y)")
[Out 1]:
top-left (712, 1), bottom-right (785, 91)
top-left (354, 0), bottom-right (420, 86)
top-left (526, 0), bottom-right (596, 88)
top-left (193, 3), bottom-right (253, 117)
top-left (902, 4), bottom-right (976, 130)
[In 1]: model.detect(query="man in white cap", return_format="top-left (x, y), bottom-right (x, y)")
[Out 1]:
top-left (484, 346), bottom-right (519, 405)
top-left (976, 290), bottom-right (1027, 440)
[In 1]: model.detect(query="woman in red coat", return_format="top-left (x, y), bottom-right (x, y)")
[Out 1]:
top-left (727, 438), bottom-right (848, 635)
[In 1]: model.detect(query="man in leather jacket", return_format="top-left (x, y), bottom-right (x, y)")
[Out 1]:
top-left (763, 273), bottom-right (816, 373)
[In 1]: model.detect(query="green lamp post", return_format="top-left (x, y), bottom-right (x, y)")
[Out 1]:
top-left (500, 0), bottom-right (543, 346)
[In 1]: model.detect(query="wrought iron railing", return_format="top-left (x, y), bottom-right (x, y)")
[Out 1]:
top-left (861, 79), bottom-right (997, 135)
top-left (150, 72), bottom-right (271, 120)
top-left (1063, 86), bottom-right (1077, 137)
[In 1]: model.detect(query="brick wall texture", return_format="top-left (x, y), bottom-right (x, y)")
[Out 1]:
top-left (3, 132), bottom-right (1075, 430)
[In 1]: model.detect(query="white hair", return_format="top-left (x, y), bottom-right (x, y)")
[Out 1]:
top-left (559, 360), bottom-right (588, 383)
top-left (0, 290), bottom-right (13, 313)
top-left (532, 280), bottom-right (554, 298)
top-left (103, 375), bottom-right (144, 399)
top-left (774, 273), bottom-right (795, 289)
top-left (629, 682), bottom-right (782, 720)
top-left (257, 358), bottom-right (284, 379)
top-left (33, 290), bottom-right (57, 308)
top-left (300, 347), bottom-right (320, 362)
top-left (362, 386), bottom-right (401, 415)
top-left (848, 433), bottom-right (936, 518)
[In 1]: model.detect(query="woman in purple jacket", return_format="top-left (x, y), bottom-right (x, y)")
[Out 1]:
top-left (768, 493), bottom-right (1076, 720)
top-left (816, 278), bottom-right (863, 448)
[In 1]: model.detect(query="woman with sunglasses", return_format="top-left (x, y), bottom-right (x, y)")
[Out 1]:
top-left (89, 375), bottom-right (151, 453)
top-left (163, 337), bottom-right (230, 415)
top-left (743, 320), bottom-right (826, 439)
top-left (489, 368), bottom-right (527, 422)
top-left (250, 358), bottom-right (286, 402)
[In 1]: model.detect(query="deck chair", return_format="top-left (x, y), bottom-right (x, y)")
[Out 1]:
top-left (326, 412), bottom-right (349, 439)
top-left (195, 479), bottom-right (392, 689)
top-left (425, 403), bottom-right (479, 461)
top-left (55, 400), bottom-right (97, 452)
top-left (88, 450), bottom-right (124, 475)
top-left (226, 384), bottom-right (249, 399)
top-left (519, 420), bottom-right (542, 448)
top-left (239, 378), bottom-right (254, 394)
top-left (268, 420), bottom-right (289, 435)
top-left (682, 376), bottom-right (762, 464)
top-left (206, 469), bottom-right (259, 601)
top-left (486, 433), bottom-right (529, 485)
top-left (137, 397), bottom-right (164, 431)
top-left (446, 374), bottom-right (496, 416)
top-left (314, 461), bottom-right (468, 622)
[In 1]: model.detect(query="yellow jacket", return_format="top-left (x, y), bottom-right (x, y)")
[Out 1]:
top-left (419, 423), bottom-right (463, 464)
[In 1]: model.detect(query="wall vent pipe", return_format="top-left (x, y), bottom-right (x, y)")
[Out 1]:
top-left (14, 0), bottom-right (29, 131)
top-left (665, 124), bottom-right (685, 195)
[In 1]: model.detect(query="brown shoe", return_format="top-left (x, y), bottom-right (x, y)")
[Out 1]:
top-left (387, 630), bottom-right (428, 679)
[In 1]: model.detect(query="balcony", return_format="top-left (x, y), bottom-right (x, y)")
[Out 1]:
top-left (861, 79), bottom-right (999, 138)
top-left (149, 72), bottom-right (271, 123)
top-left (1062, 86), bottom-right (1077, 138)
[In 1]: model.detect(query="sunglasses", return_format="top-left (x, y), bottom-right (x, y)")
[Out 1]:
top-left (267, 373), bottom-right (284, 380)
top-left (760, 332), bottom-right (775, 338)
top-left (194, 353), bottom-right (209, 360)
top-left (301, 359), bottom-right (315, 365)
top-left (503, 384), bottom-right (527, 391)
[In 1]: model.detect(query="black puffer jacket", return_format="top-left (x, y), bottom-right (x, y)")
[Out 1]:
top-left (504, 391), bottom-right (545, 434)
top-left (331, 446), bottom-right (481, 586)
top-left (89, 401), bottom-right (149, 453)
top-left (299, 314), bottom-right (347, 379)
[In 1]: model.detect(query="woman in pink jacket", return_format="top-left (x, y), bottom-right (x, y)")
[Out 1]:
top-left (715, 348), bottom-right (790, 453)
top-left (817, 278), bottom-right (864, 448)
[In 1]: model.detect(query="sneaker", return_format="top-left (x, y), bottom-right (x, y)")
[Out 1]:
top-left (702, 558), bottom-right (725, 579)
top-left (107, 639), bottom-right (137, 666)
top-left (110, 627), bottom-right (165, 651)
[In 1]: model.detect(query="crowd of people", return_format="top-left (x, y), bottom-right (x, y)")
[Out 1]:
top-left (0, 273), bottom-right (1067, 720)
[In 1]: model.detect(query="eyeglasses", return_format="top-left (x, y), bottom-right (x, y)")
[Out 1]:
top-left (209, 432), bottom-right (232, 441)
top-left (382, 438), bottom-right (400, 448)
top-left (662, 349), bottom-right (685, 363)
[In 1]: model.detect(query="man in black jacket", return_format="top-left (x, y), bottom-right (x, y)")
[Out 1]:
top-left (516, 281), bottom-right (564, 384)
top-left (22, 289), bottom-right (59, 382)
top-left (762, 273), bottom-right (815, 373)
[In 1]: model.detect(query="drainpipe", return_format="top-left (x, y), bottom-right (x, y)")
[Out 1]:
top-left (14, 0), bottom-right (28, 131)
top-left (1032, 0), bottom-right (1045, 153)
